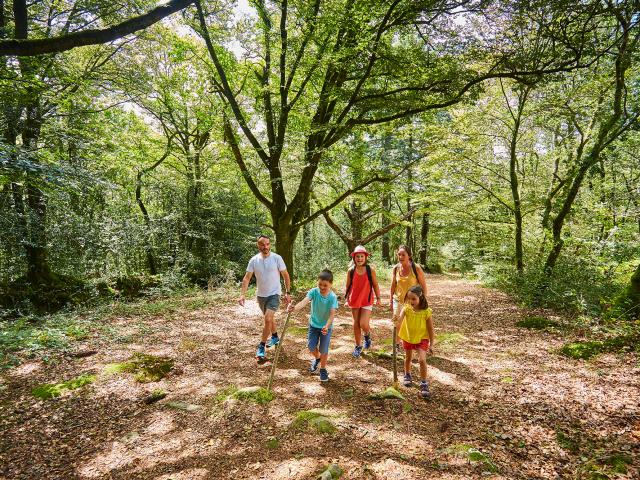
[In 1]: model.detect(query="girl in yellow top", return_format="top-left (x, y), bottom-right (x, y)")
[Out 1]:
top-left (393, 285), bottom-right (435, 398)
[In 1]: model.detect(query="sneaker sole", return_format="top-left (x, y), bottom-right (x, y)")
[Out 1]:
top-left (320, 378), bottom-right (329, 382)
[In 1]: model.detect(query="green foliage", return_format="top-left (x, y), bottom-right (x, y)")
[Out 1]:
top-left (446, 444), bottom-right (498, 473)
top-left (484, 259), bottom-right (625, 316)
top-left (32, 374), bottom-right (96, 400)
top-left (516, 316), bottom-right (560, 330)
top-left (0, 314), bottom-right (95, 368)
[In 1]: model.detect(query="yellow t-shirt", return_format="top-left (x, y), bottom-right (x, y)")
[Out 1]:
top-left (393, 264), bottom-right (418, 303)
top-left (398, 305), bottom-right (432, 344)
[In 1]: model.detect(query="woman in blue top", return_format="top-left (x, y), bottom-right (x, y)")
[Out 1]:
top-left (287, 269), bottom-right (339, 382)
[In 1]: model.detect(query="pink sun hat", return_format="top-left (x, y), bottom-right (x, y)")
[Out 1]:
top-left (350, 245), bottom-right (370, 258)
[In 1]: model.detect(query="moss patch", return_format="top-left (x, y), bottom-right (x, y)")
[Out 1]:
top-left (368, 386), bottom-right (404, 400)
top-left (291, 410), bottom-right (337, 434)
top-left (287, 326), bottom-right (308, 337)
top-left (233, 386), bottom-right (274, 404)
top-left (104, 353), bottom-right (173, 382)
top-left (559, 332), bottom-right (639, 360)
top-left (516, 316), bottom-right (560, 330)
top-left (265, 437), bottom-right (280, 449)
top-left (32, 373), bottom-right (96, 400)
top-left (435, 332), bottom-right (466, 346)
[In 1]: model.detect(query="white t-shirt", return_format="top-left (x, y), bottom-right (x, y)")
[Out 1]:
top-left (247, 252), bottom-right (287, 297)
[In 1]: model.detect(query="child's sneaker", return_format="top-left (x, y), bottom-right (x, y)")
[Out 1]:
top-left (364, 334), bottom-right (372, 349)
top-left (256, 343), bottom-right (266, 359)
top-left (266, 335), bottom-right (279, 348)
top-left (420, 381), bottom-right (431, 399)
top-left (403, 373), bottom-right (413, 387)
top-left (309, 357), bottom-right (321, 373)
top-left (319, 368), bottom-right (329, 382)
top-left (352, 345), bottom-right (363, 357)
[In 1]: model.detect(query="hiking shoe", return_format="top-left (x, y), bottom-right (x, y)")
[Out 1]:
top-left (266, 335), bottom-right (280, 348)
top-left (364, 335), bottom-right (372, 350)
top-left (420, 381), bottom-right (431, 399)
top-left (352, 345), bottom-right (363, 358)
top-left (310, 357), bottom-right (321, 373)
top-left (403, 373), bottom-right (413, 387)
top-left (256, 343), bottom-right (266, 359)
top-left (319, 368), bottom-right (329, 382)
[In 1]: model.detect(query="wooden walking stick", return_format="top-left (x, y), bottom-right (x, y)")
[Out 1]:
top-left (266, 311), bottom-right (292, 393)
top-left (392, 325), bottom-right (399, 388)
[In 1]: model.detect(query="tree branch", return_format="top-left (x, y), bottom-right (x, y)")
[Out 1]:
top-left (0, 0), bottom-right (195, 56)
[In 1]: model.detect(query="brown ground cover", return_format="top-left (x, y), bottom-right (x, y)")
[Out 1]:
top-left (1, 275), bottom-right (638, 479)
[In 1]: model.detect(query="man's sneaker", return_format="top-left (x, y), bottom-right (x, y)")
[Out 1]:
top-left (310, 357), bottom-right (321, 373)
top-left (420, 381), bottom-right (431, 399)
top-left (256, 343), bottom-right (266, 359)
top-left (403, 373), bottom-right (413, 387)
top-left (364, 335), bottom-right (372, 350)
top-left (352, 345), bottom-right (363, 358)
top-left (266, 335), bottom-right (280, 348)
top-left (319, 368), bottom-right (329, 382)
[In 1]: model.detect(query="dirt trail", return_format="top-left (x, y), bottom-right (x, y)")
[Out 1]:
top-left (1, 275), bottom-right (638, 479)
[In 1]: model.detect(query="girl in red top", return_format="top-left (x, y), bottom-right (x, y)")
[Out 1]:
top-left (345, 245), bottom-right (382, 357)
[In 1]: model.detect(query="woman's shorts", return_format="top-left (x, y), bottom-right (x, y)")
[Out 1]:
top-left (402, 338), bottom-right (430, 351)
top-left (351, 305), bottom-right (373, 311)
top-left (257, 294), bottom-right (280, 314)
top-left (307, 326), bottom-right (332, 354)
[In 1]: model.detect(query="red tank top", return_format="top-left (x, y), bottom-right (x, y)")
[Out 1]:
top-left (348, 269), bottom-right (373, 308)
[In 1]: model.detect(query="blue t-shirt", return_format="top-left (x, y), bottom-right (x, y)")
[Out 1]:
top-left (306, 287), bottom-right (339, 329)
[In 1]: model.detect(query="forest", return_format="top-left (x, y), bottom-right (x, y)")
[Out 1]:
top-left (1, 1), bottom-right (639, 479)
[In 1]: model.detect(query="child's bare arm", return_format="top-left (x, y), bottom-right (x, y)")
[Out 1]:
top-left (322, 308), bottom-right (336, 334)
top-left (389, 273), bottom-right (397, 310)
top-left (426, 313), bottom-right (435, 352)
top-left (371, 268), bottom-right (382, 305)
top-left (393, 308), bottom-right (405, 329)
top-left (287, 295), bottom-right (310, 313)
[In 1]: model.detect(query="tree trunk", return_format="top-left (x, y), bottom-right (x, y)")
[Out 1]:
top-left (615, 262), bottom-right (640, 319)
top-left (273, 222), bottom-right (298, 279)
top-left (135, 172), bottom-right (158, 275)
top-left (381, 194), bottom-right (390, 263)
top-left (418, 212), bottom-right (429, 267)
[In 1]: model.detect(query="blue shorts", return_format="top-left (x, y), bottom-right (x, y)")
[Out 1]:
top-left (307, 326), bottom-right (332, 355)
top-left (257, 294), bottom-right (280, 314)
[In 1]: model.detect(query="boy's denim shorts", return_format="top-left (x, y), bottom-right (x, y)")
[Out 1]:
top-left (257, 294), bottom-right (280, 314)
top-left (307, 326), bottom-right (332, 354)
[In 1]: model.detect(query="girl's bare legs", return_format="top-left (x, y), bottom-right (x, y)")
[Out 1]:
top-left (352, 308), bottom-right (362, 345)
top-left (404, 348), bottom-right (413, 375)
top-left (418, 349), bottom-right (428, 381)
top-left (359, 308), bottom-right (372, 339)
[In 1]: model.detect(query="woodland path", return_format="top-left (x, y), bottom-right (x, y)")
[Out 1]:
top-left (1, 275), bottom-right (638, 479)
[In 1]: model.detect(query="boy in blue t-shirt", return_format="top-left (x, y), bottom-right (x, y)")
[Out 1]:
top-left (287, 269), bottom-right (339, 382)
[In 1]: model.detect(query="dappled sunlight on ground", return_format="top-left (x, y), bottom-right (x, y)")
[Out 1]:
top-left (2, 275), bottom-right (638, 479)
top-left (77, 428), bottom-right (205, 478)
top-left (154, 468), bottom-right (210, 479)
top-left (368, 458), bottom-right (422, 479)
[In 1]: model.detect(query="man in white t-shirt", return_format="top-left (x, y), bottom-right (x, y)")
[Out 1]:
top-left (239, 235), bottom-right (291, 359)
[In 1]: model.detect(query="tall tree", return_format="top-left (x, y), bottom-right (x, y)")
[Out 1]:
top-left (192, 0), bottom-right (604, 275)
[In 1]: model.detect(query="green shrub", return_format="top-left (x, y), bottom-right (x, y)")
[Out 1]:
top-left (516, 316), bottom-right (560, 330)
